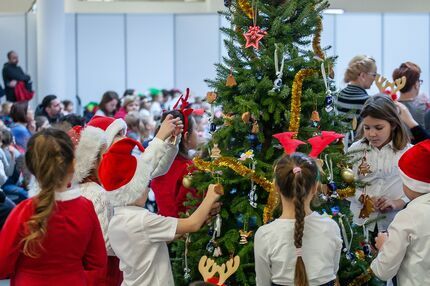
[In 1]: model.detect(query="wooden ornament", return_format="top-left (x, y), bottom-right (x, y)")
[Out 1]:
top-left (241, 112), bottom-right (251, 123)
top-left (206, 92), bottom-right (218, 104)
top-left (359, 194), bottom-right (374, 219)
top-left (210, 144), bottom-right (222, 159)
top-left (198, 255), bottom-right (241, 286)
top-left (226, 73), bottom-right (237, 87)
top-left (223, 113), bottom-right (234, 126)
top-left (311, 110), bottom-right (320, 122)
top-left (182, 174), bottom-right (193, 188)
top-left (358, 156), bottom-right (372, 177)
top-left (212, 183), bottom-right (224, 196)
top-left (251, 121), bottom-right (259, 134)
top-left (239, 230), bottom-right (253, 244)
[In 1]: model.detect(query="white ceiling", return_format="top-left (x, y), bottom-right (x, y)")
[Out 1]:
top-left (1, 0), bottom-right (430, 14)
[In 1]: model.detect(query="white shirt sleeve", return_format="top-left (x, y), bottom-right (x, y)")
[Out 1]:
top-left (370, 210), bottom-right (412, 281)
top-left (138, 137), bottom-right (178, 179)
top-left (0, 159), bottom-right (8, 186)
top-left (141, 211), bottom-right (178, 243)
top-left (254, 228), bottom-right (272, 286)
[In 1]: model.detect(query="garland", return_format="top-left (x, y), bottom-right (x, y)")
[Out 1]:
top-left (312, 16), bottom-right (324, 60)
top-left (238, 0), bottom-right (254, 19)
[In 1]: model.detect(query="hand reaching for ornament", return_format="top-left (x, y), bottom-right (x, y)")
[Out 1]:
top-left (375, 232), bottom-right (388, 250)
top-left (374, 197), bottom-right (405, 212)
top-left (205, 201), bottom-right (222, 225)
top-left (156, 114), bottom-right (184, 141)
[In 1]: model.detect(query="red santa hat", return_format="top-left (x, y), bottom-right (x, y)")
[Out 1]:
top-left (98, 137), bottom-right (146, 206)
top-left (87, 116), bottom-right (127, 148)
top-left (398, 139), bottom-right (430, 194)
top-left (72, 126), bottom-right (107, 184)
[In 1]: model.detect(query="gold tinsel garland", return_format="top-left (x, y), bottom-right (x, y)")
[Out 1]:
top-left (288, 69), bottom-right (317, 133)
top-left (337, 186), bottom-right (356, 200)
top-left (193, 157), bottom-right (279, 223)
top-left (347, 268), bottom-right (373, 286)
top-left (238, 0), bottom-right (254, 19)
top-left (312, 16), bottom-right (324, 60)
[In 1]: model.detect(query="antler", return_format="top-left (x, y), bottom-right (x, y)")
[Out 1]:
top-left (198, 256), bottom-right (219, 282)
top-left (217, 256), bottom-right (241, 285)
top-left (391, 76), bottom-right (407, 94)
top-left (375, 74), bottom-right (407, 94)
top-left (375, 74), bottom-right (390, 93)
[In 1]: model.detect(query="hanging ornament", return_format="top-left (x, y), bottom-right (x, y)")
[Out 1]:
top-left (358, 151), bottom-right (372, 177)
top-left (206, 239), bottom-right (215, 253)
top-left (271, 44), bottom-right (285, 92)
top-left (251, 121), bottom-right (259, 134)
top-left (339, 213), bottom-right (355, 263)
top-left (248, 161), bottom-right (258, 208)
top-left (239, 229), bottom-right (253, 244)
top-left (206, 91), bottom-right (218, 104)
top-left (243, 2), bottom-right (266, 50)
top-left (213, 183), bottom-right (225, 196)
top-left (210, 144), bottom-right (222, 159)
top-left (352, 116), bottom-right (358, 131)
top-left (341, 167), bottom-right (355, 184)
top-left (359, 192), bottom-right (374, 219)
top-left (226, 69), bottom-right (237, 87)
top-left (325, 155), bottom-right (338, 199)
top-left (324, 91), bottom-right (334, 113)
top-left (182, 173), bottom-right (193, 188)
top-left (310, 110), bottom-right (320, 129)
top-left (213, 244), bottom-right (222, 258)
top-left (224, 0), bottom-right (232, 8)
top-left (183, 234), bottom-right (192, 281)
top-left (241, 112), bottom-right (251, 123)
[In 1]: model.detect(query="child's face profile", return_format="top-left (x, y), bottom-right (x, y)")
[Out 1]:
top-left (362, 116), bottom-right (392, 149)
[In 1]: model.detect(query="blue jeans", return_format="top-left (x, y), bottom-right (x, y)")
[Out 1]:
top-left (2, 184), bottom-right (27, 204)
top-left (0, 196), bottom-right (15, 229)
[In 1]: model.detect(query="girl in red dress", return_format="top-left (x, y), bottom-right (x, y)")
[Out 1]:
top-left (0, 129), bottom-right (107, 285)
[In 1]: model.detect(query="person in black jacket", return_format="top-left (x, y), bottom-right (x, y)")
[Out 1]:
top-left (2, 51), bottom-right (32, 102)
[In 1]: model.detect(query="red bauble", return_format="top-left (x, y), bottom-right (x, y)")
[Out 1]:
top-left (243, 25), bottom-right (267, 49)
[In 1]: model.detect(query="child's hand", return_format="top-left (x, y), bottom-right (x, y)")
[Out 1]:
top-left (205, 201), bottom-right (222, 224)
top-left (395, 101), bottom-right (418, 128)
top-left (375, 232), bottom-right (388, 250)
top-left (156, 114), bottom-right (184, 141)
top-left (207, 184), bottom-right (224, 201)
top-left (375, 197), bottom-right (405, 212)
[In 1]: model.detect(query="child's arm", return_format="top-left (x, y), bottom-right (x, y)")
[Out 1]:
top-left (175, 184), bottom-right (221, 235)
top-left (370, 210), bottom-right (412, 281)
top-left (83, 203), bottom-right (108, 271)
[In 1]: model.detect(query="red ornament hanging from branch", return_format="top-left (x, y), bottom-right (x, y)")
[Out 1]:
top-left (243, 26), bottom-right (267, 49)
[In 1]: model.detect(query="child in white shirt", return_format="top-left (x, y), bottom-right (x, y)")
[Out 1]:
top-left (254, 153), bottom-right (342, 286)
top-left (371, 139), bottom-right (430, 285)
top-left (348, 95), bottom-right (411, 231)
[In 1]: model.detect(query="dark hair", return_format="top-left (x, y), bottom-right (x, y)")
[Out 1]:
top-left (35, 116), bottom-right (49, 131)
top-left (274, 153), bottom-right (319, 286)
top-left (62, 100), bottom-right (73, 109)
top-left (60, 114), bottom-right (85, 127)
top-left (7, 51), bottom-right (15, 60)
top-left (160, 110), bottom-right (194, 156)
top-left (23, 129), bottom-right (75, 257)
top-left (357, 94), bottom-right (410, 151)
top-left (123, 89), bottom-right (135, 98)
top-left (10, 101), bottom-right (29, 123)
top-left (99, 91), bottom-right (120, 116)
top-left (392, 62), bottom-right (421, 93)
top-left (40, 95), bottom-right (57, 109)
top-left (1, 128), bottom-right (13, 146)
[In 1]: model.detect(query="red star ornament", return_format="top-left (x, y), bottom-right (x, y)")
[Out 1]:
top-left (243, 25), bottom-right (267, 49)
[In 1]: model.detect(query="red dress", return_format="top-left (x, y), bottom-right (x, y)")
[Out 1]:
top-left (0, 191), bottom-right (107, 286)
top-left (151, 155), bottom-right (197, 217)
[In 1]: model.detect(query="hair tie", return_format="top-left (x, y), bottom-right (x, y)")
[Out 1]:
top-left (296, 248), bottom-right (303, 257)
top-left (293, 167), bottom-right (302, 174)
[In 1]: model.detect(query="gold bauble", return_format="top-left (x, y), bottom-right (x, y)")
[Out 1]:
top-left (182, 174), bottom-right (193, 188)
top-left (341, 168), bottom-right (355, 183)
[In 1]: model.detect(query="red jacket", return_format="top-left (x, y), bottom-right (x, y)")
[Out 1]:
top-left (151, 155), bottom-right (197, 217)
top-left (0, 196), bottom-right (107, 285)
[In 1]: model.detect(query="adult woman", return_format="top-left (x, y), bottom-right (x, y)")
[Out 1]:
top-left (96, 91), bottom-right (120, 117)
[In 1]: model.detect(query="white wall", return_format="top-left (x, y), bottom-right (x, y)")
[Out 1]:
top-left (0, 12), bottom-right (430, 106)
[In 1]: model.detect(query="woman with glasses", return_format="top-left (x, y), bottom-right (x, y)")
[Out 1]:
top-left (393, 62), bottom-right (429, 134)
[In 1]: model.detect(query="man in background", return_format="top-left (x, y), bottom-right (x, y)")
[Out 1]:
top-left (2, 51), bottom-right (32, 102)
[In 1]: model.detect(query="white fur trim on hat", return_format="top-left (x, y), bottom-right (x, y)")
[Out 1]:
top-left (106, 155), bottom-right (149, 207)
top-left (399, 168), bottom-right (430, 194)
top-left (73, 126), bottom-right (107, 184)
top-left (105, 119), bottom-right (127, 148)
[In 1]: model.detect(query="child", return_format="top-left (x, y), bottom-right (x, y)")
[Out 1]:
top-left (0, 129), bottom-right (107, 285)
top-left (97, 116), bottom-right (221, 286)
top-left (348, 95), bottom-right (411, 232)
top-left (151, 109), bottom-right (199, 217)
top-left (114, 95), bottom-right (140, 119)
top-left (254, 153), bottom-right (342, 286)
top-left (371, 139), bottom-right (430, 285)
top-left (62, 99), bottom-right (74, 115)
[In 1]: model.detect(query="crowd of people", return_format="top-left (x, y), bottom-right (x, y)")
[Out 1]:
top-left (0, 49), bottom-right (429, 286)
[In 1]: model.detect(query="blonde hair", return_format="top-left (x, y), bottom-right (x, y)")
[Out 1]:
top-left (344, 55), bottom-right (376, 83)
top-left (122, 95), bottom-right (139, 108)
top-left (22, 129), bottom-right (75, 257)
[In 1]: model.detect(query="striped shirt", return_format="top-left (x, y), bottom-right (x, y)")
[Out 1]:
top-left (335, 84), bottom-right (369, 122)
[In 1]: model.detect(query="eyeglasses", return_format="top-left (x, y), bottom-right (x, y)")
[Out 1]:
top-left (419, 79), bottom-right (424, 84)
top-left (367, 72), bottom-right (377, 77)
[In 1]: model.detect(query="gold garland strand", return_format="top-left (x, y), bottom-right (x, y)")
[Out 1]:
top-left (312, 16), bottom-right (324, 60)
top-left (193, 157), bottom-right (278, 223)
top-left (288, 69), bottom-right (317, 133)
top-left (238, 0), bottom-right (254, 19)
top-left (337, 186), bottom-right (356, 200)
top-left (347, 268), bottom-right (373, 286)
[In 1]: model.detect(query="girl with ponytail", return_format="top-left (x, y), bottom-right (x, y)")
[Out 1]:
top-left (254, 153), bottom-right (342, 286)
top-left (0, 129), bottom-right (107, 285)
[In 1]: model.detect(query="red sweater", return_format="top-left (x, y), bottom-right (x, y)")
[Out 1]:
top-left (151, 155), bottom-right (197, 217)
top-left (0, 195), bottom-right (107, 286)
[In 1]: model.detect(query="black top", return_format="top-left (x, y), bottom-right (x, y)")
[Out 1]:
top-left (2, 63), bottom-right (32, 102)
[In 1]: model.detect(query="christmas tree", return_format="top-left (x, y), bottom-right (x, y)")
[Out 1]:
top-left (171, 0), bottom-right (384, 285)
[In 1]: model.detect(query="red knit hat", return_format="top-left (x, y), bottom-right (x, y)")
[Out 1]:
top-left (98, 137), bottom-right (146, 206)
top-left (399, 139), bottom-right (430, 193)
top-left (87, 116), bottom-right (127, 148)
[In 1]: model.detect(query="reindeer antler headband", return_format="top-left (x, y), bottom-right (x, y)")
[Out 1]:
top-left (172, 88), bottom-right (194, 134)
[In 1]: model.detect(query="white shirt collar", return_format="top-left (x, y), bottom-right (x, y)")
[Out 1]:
top-left (55, 187), bottom-right (81, 201)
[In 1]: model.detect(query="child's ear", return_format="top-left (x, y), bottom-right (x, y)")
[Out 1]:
top-left (183, 131), bottom-right (189, 142)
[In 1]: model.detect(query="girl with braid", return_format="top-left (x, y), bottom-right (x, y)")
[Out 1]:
top-left (0, 129), bottom-right (107, 285)
top-left (254, 153), bottom-right (342, 286)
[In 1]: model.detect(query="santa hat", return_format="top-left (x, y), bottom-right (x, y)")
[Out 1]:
top-left (98, 137), bottom-right (146, 206)
top-left (398, 139), bottom-right (430, 193)
top-left (72, 126), bottom-right (107, 184)
top-left (87, 116), bottom-right (127, 148)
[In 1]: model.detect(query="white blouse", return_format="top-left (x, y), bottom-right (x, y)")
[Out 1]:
top-left (348, 140), bottom-right (411, 231)
top-left (254, 212), bottom-right (342, 286)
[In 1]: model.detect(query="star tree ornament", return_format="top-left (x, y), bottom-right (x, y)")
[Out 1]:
top-left (242, 1), bottom-right (267, 50)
